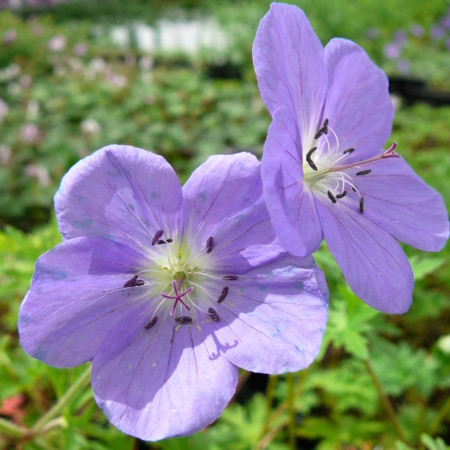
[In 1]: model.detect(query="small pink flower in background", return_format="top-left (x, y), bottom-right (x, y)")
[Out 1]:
top-left (20, 75), bottom-right (32, 89)
top-left (25, 164), bottom-right (50, 187)
top-left (74, 43), bottom-right (87, 56)
top-left (139, 56), bottom-right (153, 71)
top-left (26, 101), bottom-right (40, 119)
top-left (105, 72), bottom-right (127, 88)
top-left (80, 118), bottom-right (101, 136)
top-left (384, 42), bottom-right (401, 59)
top-left (3, 29), bottom-right (17, 44)
top-left (0, 145), bottom-right (12, 165)
top-left (20, 123), bottom-right (41, 144)
top-left (0, 98), bottom-right (9, 123)
top-left (48, 35), bottom-right (66, 52)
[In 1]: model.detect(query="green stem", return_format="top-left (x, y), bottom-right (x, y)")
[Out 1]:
top-left (286, 373), bottom-right (296, 450)
top-left (260, 376), bottom-right (278, 434)
top-left (365, 358), bottom-right (407, 442)
top-left (427, 397), bottom-right (450, 436)
top-left (32, 365), bottom-right (91, 433)
top-left (0, 417), bottom-right (28, 439)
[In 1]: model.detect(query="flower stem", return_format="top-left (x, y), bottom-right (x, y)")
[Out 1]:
top-left (427, 397), bottom-right (450, 436)
top-left (365, 358), bottom-right (407, 442)
top-left (286, 373), bottom-right (296, 450)
top-left (0, 417), bottom-right (28, 439)
top-left (32, 365), bottom-right (91, 433)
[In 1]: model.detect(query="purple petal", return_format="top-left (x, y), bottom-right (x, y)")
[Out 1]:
top-left (18, 237), bottom-right (149, 367)
top-left (253, 3), bottom-right (327, 145)
top-left (354, 157), bottom-right (449, 251)
top-left (92, 312), bottom-right (238, 441)
top-left (55, 145), bottom-right (183, 250)
top-left (316, 200), bottom-right (413, 313)
top-left (262, 107), bottom-right (323, 256)
top-left (182, 153), bottom-right (264, 248)
top-left (324, 38), bottom-right (394, 161)
top-left (202, 253), bottom-right (328, 374)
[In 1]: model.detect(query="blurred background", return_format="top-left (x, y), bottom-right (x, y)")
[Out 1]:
top-left (0, 0), bottom-right (448, 449)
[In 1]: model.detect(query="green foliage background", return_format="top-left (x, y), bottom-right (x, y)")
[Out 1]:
top-left (0, 0), bottom-right (448, 449)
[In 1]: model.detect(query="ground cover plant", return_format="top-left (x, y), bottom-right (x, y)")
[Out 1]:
top-left (0, 0), bottom-right (449, 449)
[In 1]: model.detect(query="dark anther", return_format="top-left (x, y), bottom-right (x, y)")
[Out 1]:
top-left (327, 191), bottom-right (337, 204)
top-left (314, 118), bottom-right (329, 139)
top-left (306, 147), bottom-right (318, 171)
top-left (157, 240), bottom-right (166, 245)
top-left (359, 197), bottom-right (365, 213)
top-left (124, 274), bottom-right (145, 288)
top-left (166, 238), bottom-right (173, 243)
top-left (208, 307), bottom-right (220, 322)
top-left (336, 191), bottom-right (347, 199)
top-left (223, 275), bottom-right (238, 281)
top-left (144, 316), bottom-right (158, 330)
top-left (343, 148), bottom-right (355, 155)
top-left (152, 229), bottom-right (164, 245)
top-left (356, 169), bottom-right (372, 176)
top-left (217, 286), bottom-right (229, 303)
top-left (352, 187), bottom-right (357, 192)
top-left (206, 236), bottom-right (214, 254)
top-left (175, 316), bottom-right (192, 325)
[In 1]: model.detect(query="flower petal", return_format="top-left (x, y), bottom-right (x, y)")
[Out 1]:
top-left (92, 312), bottom-right (238, 441)
top-left (18, 237), bottom-right (149, 367)
top-left (262, 107), bottom-right (323, 256)
top-left (201, 253), bottom-right (328, 374)
top-left (323, 38), bottom-right (394, 160)
top-left (316, 200), bottom-right (414, 313)
top-left (354, 157), bottom-right (449, 251)
top-left (55, 145), bottom-right (183, 250)
top-left (182, 153), bottom-right (263, 247)
top-left (253, 3), bottom-right (327, 144)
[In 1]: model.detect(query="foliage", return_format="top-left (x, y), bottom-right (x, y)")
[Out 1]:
top-left (0, 1), bottom-right (449, 449)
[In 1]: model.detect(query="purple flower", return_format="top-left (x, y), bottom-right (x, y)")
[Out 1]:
top-left (430, 25), bottom-right (445, 40)
top-left (384, 42), bottom-right (402, 59)
top-left (47, 35), bottom-right (66, 52)
top-left (410, 24), bottom-right (424, 38)
top-left (393, 30), bottom-right (407, 44)
top-left (253, 4), bottom-right (448, 313)
top-left (18, 146), bottom-right (328, 440)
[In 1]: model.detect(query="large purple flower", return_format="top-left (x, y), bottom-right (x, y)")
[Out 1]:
top-left (18, 145), bottom-right (328, 441)
top-left (253, 3), bottom-right (448, 313)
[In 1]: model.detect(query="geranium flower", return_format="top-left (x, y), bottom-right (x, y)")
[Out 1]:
top-left (18, 145), bottom-right (328, 440)
top-left (253, 3), bottom-right (448, 313)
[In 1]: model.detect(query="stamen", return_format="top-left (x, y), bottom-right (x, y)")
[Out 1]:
top-left (123, 274), bottom-right (138, 288)
top-left (223, 275), bottom-right (238, 281)
top-left (123, 275), bottom-right (145, 288)
top-left (343, 148), bottom-right (355, 155)
top-left (208, 307), bottom-right (220, 322)
top-left (314, 118), bottom-right (329, 139)
top-left (217, 286), bottom-right (229, 303)
top-left (356, 169), bottom-right (372, 176)
top-left (175, 316), bottom-right (192, 324)
top-left (157, 239), bottom-right (166, 245)
top-left (336, 191), bottom-right (347, 199)
top-left (152, 229), bottom-right (164, 245)
top-left (144, 316), bottom-right (158, 330)
top-left (327, 191), bottom-right (337, 204)
top-left (359, 197), bottom-right (364, 213)
top-left (306, 147), bottom-right (318, 171)
top-left (206, 236), bottom-right (214, 254)
top-left (166, 238), bottom-right (173, 243)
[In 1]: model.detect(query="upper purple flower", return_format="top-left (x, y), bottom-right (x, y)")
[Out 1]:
top-left (18, 145), bottom-right (328, 441)
top-left (253, 3), bottom-right (448, 313)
